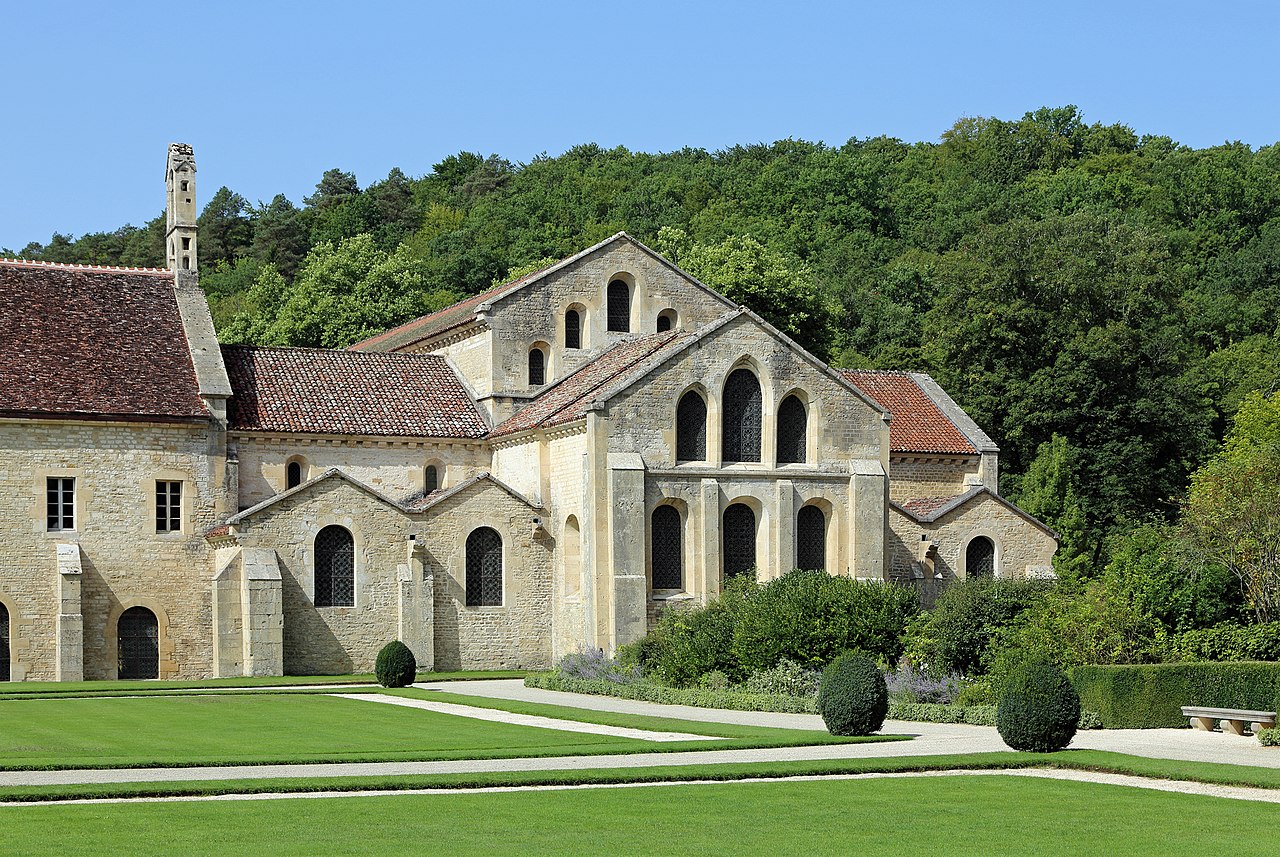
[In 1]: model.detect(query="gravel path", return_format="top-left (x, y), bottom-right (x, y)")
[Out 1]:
top-left (5, 767), bottom-right (1280, 807)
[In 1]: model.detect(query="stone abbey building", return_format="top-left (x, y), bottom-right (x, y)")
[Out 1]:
top-left (0, 145), bottom-right (1056, 681)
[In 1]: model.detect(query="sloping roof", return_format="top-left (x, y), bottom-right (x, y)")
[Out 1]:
top-left (222, 345), bottom-right (488, 438)
top-left (841, 370), bottom-right (977, 455)
top-left (892, 486), bottom-right (1058, 537)
top-left (0, 258), bottom-right (208, 421)
top-left (404, 471), bottom-right (541, 512)
top-left (492, 330), bottom-right (693, 437)
top-left (349, 231), bottom-right (736, 353)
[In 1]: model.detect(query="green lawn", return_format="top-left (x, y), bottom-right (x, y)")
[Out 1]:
top-left (3, 775), bottom-right (1277, 856)
top-left (0, 692), bottom-right (876, 770)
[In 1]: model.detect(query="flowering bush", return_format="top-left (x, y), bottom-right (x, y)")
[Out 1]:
top-left (744, 658), bottom-right (821, 697)
top-left (556, 647), bottom-right (640, 684)
top-left (885, 662), bottom-right (963, 704)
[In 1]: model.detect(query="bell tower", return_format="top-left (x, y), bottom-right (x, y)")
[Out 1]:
top-left (166, 143), bottom-right (198, 271)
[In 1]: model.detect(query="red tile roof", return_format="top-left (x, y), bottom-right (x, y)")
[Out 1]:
top-left (492, 331), bottom-right (691, 437)
top-left (0, 258), bottom-right (208, 421)
top-left (222, 345), bottom-right (488, 438)
top-left (898, 495), bottom-right (967, 517)
top-left (841, 370), bottom-right (976, 455)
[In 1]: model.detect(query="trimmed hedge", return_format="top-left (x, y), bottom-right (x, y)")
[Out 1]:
top-left (996, 662), bottom-right (1080, 752)
top-left (1258, 726), bottom-right (1280, 747)
top-left (817, 653), bottom-right (888, 735)
top-left (526, 672), bottom-right (817, 713)
top-left (1165, 622), bottom-right (1280, 662)
top-left (1071, 662), bottom-right (1280, 728)
top-left (374, 641), bottom-right (417, 688)
top-left (889, 701), bottom-right (997, 726)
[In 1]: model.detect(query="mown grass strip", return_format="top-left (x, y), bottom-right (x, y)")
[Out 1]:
top-left (4, 750), bottom-right (1280, 804)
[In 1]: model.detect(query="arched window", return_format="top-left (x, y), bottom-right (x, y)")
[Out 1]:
top-left (565, 309), bottom-right (582, 349)
top-left (657, 309), bottom-right (677, 332)
top-left (722, 368), bottom-right (762, 463)
top-left (425, 465), bottom-right (440, 493)
top-left (466, 527), bottom-right (504, 606)
top-left (607, 279), bottom-right (630, 332)
top-left (286, 460), bottom-right (303, 490)
top-left (0, 602), bottom-right (9, 682)
top-left (796, 505), bottom-right (826, 571)
top-left (563, 516), bottom-right (581, 597)
top-left (676, 391), bottom-right (707, 461)
top-left (528, 347), bottom-right (546, 386)
top-left (651, 505), bottom-right (683, 590)
top-left (777, 395), bottom-right (808, 464)
top-left (967, 536), bottom-right (996, 579)
top-left (723, 503), bottom-right (757, 581)
top-left (315, 525), bottom-right (355, 607)
top-left (118, 606), bottom-right (159, 680)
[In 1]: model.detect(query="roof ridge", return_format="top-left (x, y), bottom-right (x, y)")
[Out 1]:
top-left (0, 257), bottom-right (172, 276)
top-left (223, 342), bottom-right (448, 360)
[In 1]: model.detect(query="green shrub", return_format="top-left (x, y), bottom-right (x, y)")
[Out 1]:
top-left (732, 570), bottom-right (918, 674)
top-left (996, 662), bottom-right (1080, 752)
top-left (699, 670), bottom-right (730, 690)
top-left (1257, 726), bottom-right (1280, 747)
top-left (374, 640), bottom-right (417, 688)
top-left (650, 578), bottom-right (756, 686)
top-left (904, 578), bottom-right (1050, 676)
top-left (744, 658), bottom-right (821, 697)
top-left (1078, 709), bottom-right (1104, 730)
top-left (526, 672), bottom-right (817, 714)
top-left (1165, 622), bottom-right (1280, 662)
top-left (817, 652), bottom-right (889, 736)
top-left (1070, 662), bottom-right (1280, 728)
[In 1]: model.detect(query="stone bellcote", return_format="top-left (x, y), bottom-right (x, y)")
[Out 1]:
top-left (166, 143), bottom-right (198, 271)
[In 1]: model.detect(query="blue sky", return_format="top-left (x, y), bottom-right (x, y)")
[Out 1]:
top-left (2, 0), bottom-right (1277, 251)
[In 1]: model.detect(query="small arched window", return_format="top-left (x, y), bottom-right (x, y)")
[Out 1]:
top-left (315, 525), bottom-right (355, 607)
top-left (118, 606), bottom-right (159, 680)
top-left (466, 527), bottom-right (504, 606)
top-left (563, 516), bottom-right (582, 597)
top-left (723, 503), bottom-right (757, 581)
top-left (967, 536), bottom-right (996, 579)
top-left (0, 601), bottom-right (10, 682)
top-left (777, 395), bottom-right (808, 464)
top-left (651, 505), bottom-right (683, 590)
top-left (676, 391), bottom-right (707, 461)
top-left (607, 279), bottom-right (630, 332)
top-left (796, 505), bottom-right (826, 571)
top-left (286, 460), bottom-right (303, 490)
top-left (565, 309), bottom-right (582, 349)
top-left (656, 309), bottom-right (677, 332)
top-left (425, 465), bottom-right (440, 493)
top-left (528, 347), bottom-right (546, 386)
top-left (722, 368), bottom-right (762, 463)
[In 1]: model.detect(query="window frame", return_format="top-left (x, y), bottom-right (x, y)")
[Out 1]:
top-left (46, 476), bottom-right (75, 532)
top-left (465, 526), bottom-right (504, 607)
top-left (565, 308), bottom-right (582, 349)
top-left (155, 480), bottom-right (182, 533)
top-left (314, 525), bottom-right (356, 608)
top-left (606, 278), bottom-right (631, 332)
top-left (528, 346), bottom-right (547, 386)
top-left (651, 504), bottom-right (684, 591)
top-left (722, 368), bottom-right (763, 463)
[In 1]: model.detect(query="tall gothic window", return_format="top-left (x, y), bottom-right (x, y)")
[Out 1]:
top-left (723, 503), bottom-right (757, 580)
top-left (796, 505), bottom-right (826, 571)
top-left (967, 536), bottom-right (996, 579)
top-left (528, 347), bottom-right (546, 386)
top-left (118, 606), bottom-right (159, 680)
top-left (466, 527), bottom-right (503, 606)
top-left (0, 602), bottom-right (9, 682)
top-left (314, 525), bottom-right (355, 607)
top-left (776, 395), bottom-right (808, 464)
top-left (651, 505), bottom-right (683, 590)
top-left (722, 368), bottom-right (762, 463)
top-left (425, 465), bottom-right (440, 493)
top-left (676, 391), bottom-right (707, 461)
top-left (607, 279), bottom-right (630, 332)
top-left (565, 309), bottom-right (582, 349)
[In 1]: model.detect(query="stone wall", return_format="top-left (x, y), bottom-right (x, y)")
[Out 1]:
top-left (0, 418), bottom-right (223, 679)
top-left (233, 435), bottom-right (487, 511)
top-left (888, 457), bottom-right (974, 501)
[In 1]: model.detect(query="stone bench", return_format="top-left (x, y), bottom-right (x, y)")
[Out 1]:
top-left (1181, 706), bottom-right (1276, 736)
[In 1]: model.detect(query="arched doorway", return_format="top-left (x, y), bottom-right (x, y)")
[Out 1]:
top-left (723, 503), bottom-right (757, 581)
top-left (966, 536), bottom-right (996, 579)
top-left (118, 606), bottom-right (159, 679)
top-left (0, 602), bottom-right (9, 682)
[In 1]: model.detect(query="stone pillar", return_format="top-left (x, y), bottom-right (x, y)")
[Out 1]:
top-left (607, 452), bottom-right (648, 653)
top-left (402, 540), bottom-right (435, 671)
top-left (850, 459), bottom-right (888, 580)
top-left (699, 478), bottom-right (720, 599)
top-left (55, 543), bottom-right (83, 682)
top-left (211, 547), bottom-right (243, 677)
top-left (241, 548), bottom-right (283, 676)
top-left (774, 479), bottom-right (795, 580)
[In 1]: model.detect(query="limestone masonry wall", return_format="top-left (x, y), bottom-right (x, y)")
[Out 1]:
top-left (888, 458), bottom-right (974, 501)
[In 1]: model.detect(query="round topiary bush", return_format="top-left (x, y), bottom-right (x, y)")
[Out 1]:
top-left (816, 651), bottom-right (888, 736)
top-left (996, 661), bottom-right (1081, 751)
top-left (375, 640), bottom-right (417, 688)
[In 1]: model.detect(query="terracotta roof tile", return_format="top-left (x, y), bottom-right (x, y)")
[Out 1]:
top-left (898, 495), bottom-right (967, 517)
top-left (0, 259), bottom-right (208, 421)
top-left (223, 345), bottom-right (487, 438)
top-left (492, 331), bottom-right (691, 437)
top-left (841, 370), bottom-right (976, 455)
